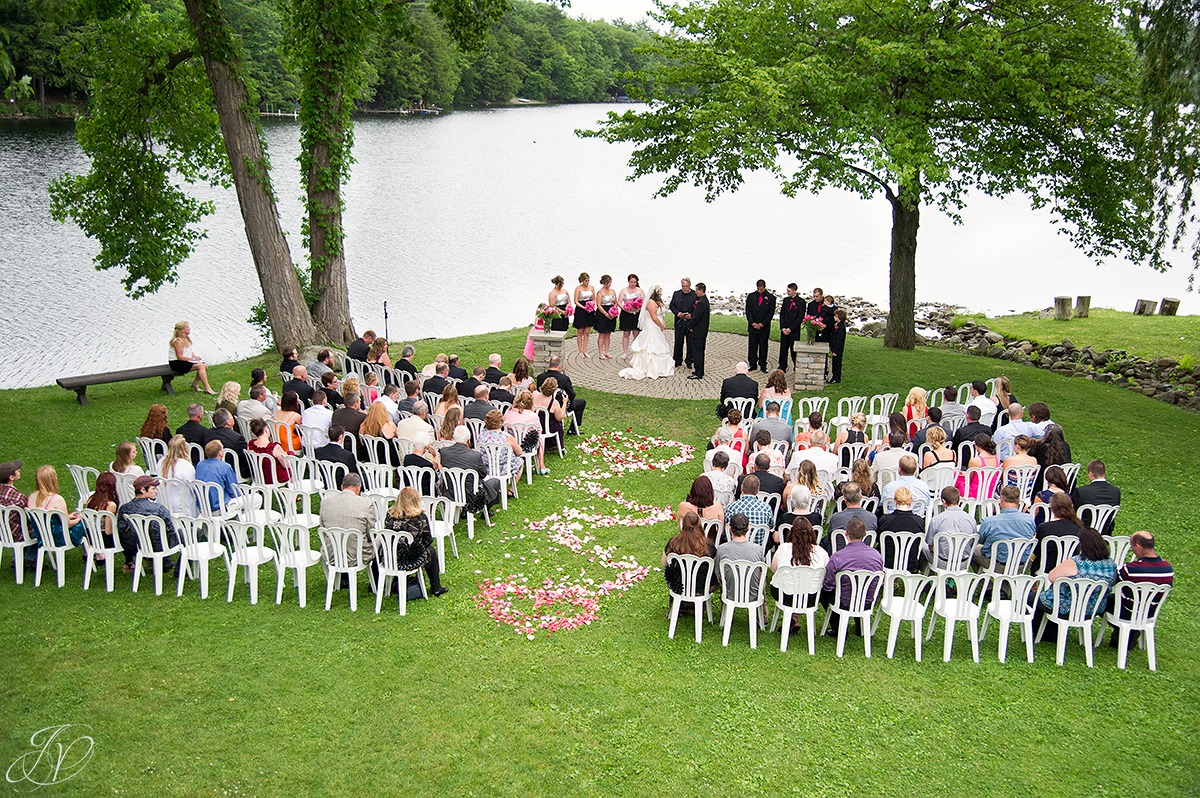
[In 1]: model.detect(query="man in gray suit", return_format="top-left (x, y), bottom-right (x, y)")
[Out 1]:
top-left (750, 401), bottom-right (793, 447)
top-left (439, 426), bottom-right (501, 507)
top-left (464, 385), bottom-right (493, 422)
top-left (318, 473), bottom-right (377, 566)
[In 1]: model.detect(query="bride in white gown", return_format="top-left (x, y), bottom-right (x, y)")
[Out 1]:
top-left (619, 286), bottom-right (675, 380)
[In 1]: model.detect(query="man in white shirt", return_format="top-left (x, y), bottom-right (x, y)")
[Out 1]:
top-left (236, 384), bottom-right (273, 423)
top-left (966, 380), bottom-right (994, 417)
top-left (992, 402), bottom-right (1039, 459)
top-left (881, 455), bottom-right (932, 512)
top-left (300, 390), bottom-right (334, 447)
top-left (871, 432), bottom-right (908, 479)
top-left (374, 384), bottom-right (400, 423)
top-left (786, 430), bottom-right (838, 479)
top-left (703, 451), bottom-right (737, 497)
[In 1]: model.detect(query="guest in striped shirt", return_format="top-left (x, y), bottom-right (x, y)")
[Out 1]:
top-left (1108, 531), bottom-right (1174, 650)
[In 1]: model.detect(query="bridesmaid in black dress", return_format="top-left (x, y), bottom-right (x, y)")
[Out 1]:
top-left (617, 273), bottom-right (645, 356)
top-left (573, 272), bottom-right (595, 358)
top-left (593, 274), bottom-right (618, 360)
top-left (547, 276), bottom-right (571, 332)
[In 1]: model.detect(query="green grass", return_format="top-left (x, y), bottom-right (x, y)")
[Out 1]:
top-left (957, 308), bottom-right (1200, 363)
top-left (1, 332), bottom-right (1198, 796)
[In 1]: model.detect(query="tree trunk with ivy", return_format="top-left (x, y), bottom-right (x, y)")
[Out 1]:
top-left (183, 0), bottom-right (317, 352)
top-left (305, 89), bottom-right (356, 346)
top-left (884, 183), bottom-right (920, 350)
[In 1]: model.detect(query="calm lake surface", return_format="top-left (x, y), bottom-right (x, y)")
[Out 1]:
top-left (0, 104), bottom-right (1193, 389)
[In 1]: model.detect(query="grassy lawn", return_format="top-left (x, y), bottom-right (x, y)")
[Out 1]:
top-left (957, 308), bottom-right (1200, 364)
top-left (1, 331), bottom-right (1198, 796)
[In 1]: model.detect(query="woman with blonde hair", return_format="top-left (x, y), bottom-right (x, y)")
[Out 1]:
top-left (903, 386), bottom-right (928, 440)
top-left (834, 411), bottom-right (868, 452)
top-left (361, 372), bottom-right (381, 404)
top-left (759, 369), bottom-right (792, 425)
top-left (360, 401), bottom-right (397, 440)
top-left (216, 381), bottom-right (240, 415)
top-left (573, 271), bottom-right (595, 357)
top-left (28, 465), bottom-right (85, 548)
top-left (383, 486), bottom-right (448, 596)
top-left (433, 383), bottom-right (460, 419)
top-left (111, 441), bottom-right (145, 477)
top-left (920, 425), bottom-right (956, 472)
top-left (342, 374), bottom-right (361, 399)
top-left (139, 404), bottom-right (171, 443)
top-left (167, 320), bottom-right (215, 394)
top-left (157, 434), bottom-right (196, 514)
top-left (848, 458), bottom-right (879, 501)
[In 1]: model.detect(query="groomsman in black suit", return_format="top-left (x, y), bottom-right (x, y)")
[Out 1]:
top-left (686, 283), bottom-right (711, 380)
top-left (668, 278), bottom-right (697, 369)
top-left (777, 283), bottom-right (803, 371)
top-left (805, 287), bottom-right (837, 343)
top-left (745, 279), bottom-right (776, 372)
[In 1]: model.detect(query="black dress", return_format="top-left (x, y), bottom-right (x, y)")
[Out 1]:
top-left (383, 513), bottom-right (443, 592)
top-left (618, 291), bottom-right (641, 331)
top-left (574, 288), bottom-right (595, 330)
top-left (594, 292), bottom-right (617, 334)
top-left (551, 291), bottom-right (570, 332)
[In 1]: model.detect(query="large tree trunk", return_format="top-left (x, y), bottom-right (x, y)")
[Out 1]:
top-left (307, 106), bottom-right (356, 346)
top-left (884, 185), bottom-right (920, 350)
top-left (182, 0), bottom-right (318, 353)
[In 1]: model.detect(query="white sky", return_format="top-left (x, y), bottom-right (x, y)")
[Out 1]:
top-left (565, 0), bottom-right (660, 24)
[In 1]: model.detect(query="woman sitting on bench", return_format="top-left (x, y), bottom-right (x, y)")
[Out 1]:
top-left (168, 320), bottom-right (215, 394)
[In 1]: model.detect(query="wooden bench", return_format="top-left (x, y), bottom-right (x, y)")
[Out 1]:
top-left (57, 365), bottom-right (179, 406)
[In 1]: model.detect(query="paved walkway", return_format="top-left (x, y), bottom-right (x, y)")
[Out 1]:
top-left (565, 332), bottom-right (764, 399)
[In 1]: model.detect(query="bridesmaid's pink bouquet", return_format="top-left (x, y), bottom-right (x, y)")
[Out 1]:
top-left (608, 306), bottom-right (620, 319)
top-left (623, 297), bottom-right (643, 313)
top-left (584, 301), bottom-right (596, 313)
top-left (566, 304), bottom-right (575, 316)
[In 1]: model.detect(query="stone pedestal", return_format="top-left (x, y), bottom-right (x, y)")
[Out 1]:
top-left (792, 342), bottom-right (830, 392)
top-left (527, 329), bottom-right (567, 374)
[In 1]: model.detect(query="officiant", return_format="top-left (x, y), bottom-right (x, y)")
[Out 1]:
top-left (668, 277), bottom-right (697, 369)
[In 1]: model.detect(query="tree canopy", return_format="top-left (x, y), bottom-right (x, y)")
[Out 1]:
top-left (585, 0), bottom-right (1174, 348)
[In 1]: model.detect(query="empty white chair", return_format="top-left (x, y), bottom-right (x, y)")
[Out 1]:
top-left (666, 554), bottom-right (716, 643)
top-left (275, 485), bottom-right (320, 529)
top-left (819, 569), bottom-right (884, 658)
top-left (319, 526), bottom-right (369, 611)
top-left (80, 509), bottom-right (121, 592)
top-left (981, 537), bottom-right (1036, 576)
top-left (872, 571), bottom-right (936, 661)
top-left (225, 520), bottom-right (276, 605)
top-left (270, 522), bottom-right (322, 608)
top-left (235, 484), bottom-right (281, 526)
top-left (400, 465), bottom-right (439, 498)
top-left (360, 462), bottom-right (400, 502)
top-left (27, 507), bottom-right (75, 588)
top-left (768, 564), bottom-right (825, 654)
top-left (371, 529), bottom-right (429, 615)
top-left (175, 516), bottom-right (227, 600)
top-left (795, 396), bottom-right (828, 422)
top-left (127, 514), bottom-right (182, 596)
top-left (285, 455), bottom-right (325, 498)
top-left (420, 496), bottom-right (458, 573)
top-left (0, 506), bottom-right (36, 585)
top-left (1104, 534), bottom-right (1132, 566)
top-left (113, 472), bottom-right (138, 505)
top-left (136, 436), bottom-right (168, 472)
top-left (719, 559), bottom-right (768, 648)
top-left (480, 444), bottom-right (520, 510)
top-left (66, 464), bottom-right (100, 512)
top-left (442, 467), bottom-right (491, 540)
top-left (981, 573), bottom-right (1047, 663)
top-left (1098, 581), bottom-right (1172, 671)
top-left (1036, 578), bottom-right (1111, 667)
top-left (926, 571), bottom-right (989, 662)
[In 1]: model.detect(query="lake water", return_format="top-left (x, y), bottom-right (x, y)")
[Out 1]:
top-left (0, 104), bottom-right (1193, 389)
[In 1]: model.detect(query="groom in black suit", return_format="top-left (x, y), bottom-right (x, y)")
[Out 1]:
top-left (745, 279), bottom-right (776, 372)
top-left (686, 283), bottom-right (711, 380)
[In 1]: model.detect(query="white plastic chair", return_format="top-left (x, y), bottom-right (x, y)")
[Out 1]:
top-left (535, 406), bottom-right (564, 460)
top-left (27, 507), bottom-right (74, 588)
top-left (319, 526), bottom-right (369, 612)
top-left (1037, 535), bottom-right (1080, 575)
top-left (66, 464), bottom-right (99, 511)
top-left (442, 467), bottom-right (491, 540)
top-left (1057, 462), bottom-right (1083, 492)
top-left (768, 564), bottom-right (825, 654)
top-left (401, 465), bottom-right (439, 498)
top-left (113, 472), bottom-right (138, 505)
top-left (981, 536), bottom-right (1036, 576)
top-left (719, 559), bottom-right (768, 648)
top-left (981, 573), bottom-right (1047, 663)
top-left (922, 466), bottom-right (958, 496)
top-left (270, 522), bottom-right (322, 608)
top-left (360, 462), bottom-right (400, 502)
top-left (723, 396), bottom-right (756, 422)
top-left (1078, 503), bottom-right (1119, 533)
top-left (701, 517), bottom-right (725, 547)
top-left (928, 531), bottom-right (978, 577)
top-left (1104, 534), bottom-right (1132, 566)
top-left (420, 496), bottom-right (458, 574)
top-left (829, 528), bottom-right (877, 554)
top-left (962, 466), bottom-right (1001, 501)
top-left (1097, 581), bottom-right (1172, 670)
top-left (175, 516), bottom-right (227, 600)
top-left (819, 569), bottom-right (883, 658)
top-left (1036, 578), bottom-right (1110, 667)
top-left (314, 460), bottom-right (351, 494)
top-left (225, 520), bottom-right (276, 605)
top-left (296, 424), bottom-right (325, 458)
top-left (480, 444), bottom-right (520, 509)
top-left (360, 435), bottom-right (391, 465)
top-left (0, 505), bottom-right (36, 585)
top-left (925, 571), bottom-right (990, 662)
top-left (554, 388), bottom-right (581, 435)
top-left (127, 514), bottom-right (182, 596)
top-left (838, 442), bottom-right (867, 470)
top-left (1002, 464), bottom-right (1040, 507)
top-left (275, 485), bottom-right (320, 529)
top-left (158, 476), bottom-right (197, 516)
top-left (878, 530), bottom-right (924, 573)
top-left (188, 480), bottom-right (240, 522)
top-left (136, 436), bottom-right (168, 472)
top-left (371, 529), bottom-right (429, 615)
top-left (795, 396), bottom-right (828, 422)
top-left (871, 571), bottom-right (936, 661)
top-left (666, 554), bottom-right (716, 643)
top-left (80, 509), bottom-right (121, 592)
top-left (746, 523), bottom-right (772, 554)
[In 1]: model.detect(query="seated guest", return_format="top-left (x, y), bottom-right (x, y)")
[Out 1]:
top-left (993, 402), bottom-right (1038, 459)
top-left (1027, 401), bottom-right (1056, 436)
top-left (677, 476), bottom-right (724, 525)
top-left (433, 384), bottom-right (461, 420)
top-left (535, 356), bottom-right (586, 430)
top-left (283, 365), bottom-right (314, 408)
top-left (509, 357), bottom-right (534, 392)
top-left (664, 511), bottom-right (716, 600)
top-left (1033, 526), bottom-right (1116, 641)
top-left (331, 392), bottom-right (367, 439)
top-left (396, 401), bottom-right (435, 442)
top-left (971, 485), bottom-right (1036, 569)
top-left (910, 406), bottom-right (943, 451)
top-left (960, 432), bottom-right (1002, 498)
top-left (722, 474), bottom-right (774, 527)
top-left (459, 366), bottom-right (486, 400)
top-left (176, 403), bottom-right (209, 457)
top-left (703, 452), bottom-right (737, 497)
top-left (156, 435), bottom-right (196, 514)
top-left (447, 354), bottom-right (468, 381)
top-left (715, 514), bottom-right (763, 589)
top-left (422, 362), bottom-right (451, 397)
top-left (360, 402), bottom-right (398, 441)
top-left (111, 441), bottom-right (145, 477)
top-left (1032, 423), bottom-right (1071, 489)
top-left (247, 418), bottom-right (291, 485)
top-left (205, 409), bottom-right (249, 474)
top-left (881, 455), bottom-right (932, 512)
top-left (395, 381), bottom-right (418, 416)
top-left (464, 386), bottom-right (493, 422)
top-left (115, 475), bottom-right (178, 575)
top-left (396, 344), bottom-right (417, 377)
top-left (531, 378), bottom-right (567, 453)
top-left (794, 411), bottom-right (824, 446)
top-left (758, 369), bottom-right (792, 425)
top-left (279, 346), bottom-right (301, 377)
top-left (490, 376), bottom-right (517, 405)
top-left (939, 384), bottom-right (967, 420)
top-left (236, 385), bottom-right (273, 424)
top-left (711, 407), bottom-right (747, 452)
top-left (1030, 492), bottom-right (1084, 573)
top-left (903, 386), bottom-right (928, 440)
top-left (820, 517), bottom-right (883, 634)
top-left (318, 473), bottom-right (377, 568)
top-left (503, 391), bottom-right (544, 470)
top-left (786, 430), bottom-right (838, 481)
top-left (215, 382), bottom-right (240, 415)
top-left (740, 453), bottom-right (784, 499)
top-left (440, 426), bottom-right (501, 508)
top-left (300, 390), bottom-right (334, 448)
top-left (951, 406), bottom-right (991, 465)
top-left (920, 426), bottom-right (956, 472)
top-left (374, 384), bottom-right (401, 423)
top-left (834, 412), bottom-right (870, 453)
top-left (28, 465), bottom-right (85, 550)
top-left (483, 353), bottom-right (506, 384)
top-left (1108, 532), bottom-right (1174, 651)
top-left (194, 441), bottom-right (259, 516)
top-left (248, 368), bottom-right (278, 413)
top-left (922, 486), bottom-right (975, 566)
top-left (476, 410), bottom-right (525, 485)
top-left (366, 337), bottom-right (392, 368)
top-left (315, 424), bottom-right (358, 477)
top-left (704, 427), bottom-right (743, 474)
top-left (83, 472), bottom-right (119, 550)
top-left (383, 486), bottom-right (449, 597)
top-left (403, 431), bottom-right (442, 485)
top-left (878, 487), bottom-right (924, 571)
top-left (346, 330), bottom-right (375, 363)
top-left (361, 372), bottom-right (381, 404)
top-left (775, 484), bottom-right (821, 542)
top-left (320, 372), bottom-right (344, 410)
top-left (751, 401), bottom-right (793, 447)
top-left (0, 461), bottom-right (29, 555)
top-left (274, 392), bottom-right (303, 454)
top-left (438, 407), bottom-right (465, 443)
top-left (139, 403), bottom-right (172, 444)
top-left (1070, 459), bottom-right (1121, 533)
top-left (1033, 465), bottom-right (1070, 506)
top-left (716, 361), bottom-right (758, 420)
top-left (747, 430), bottom-right (784, 475)
top-left (828, 484), bottom-right (877, 534)
top-left (843, 458), bottom-right (880, 503)
top-left (771, 518), bottom-right (829, 610)
top-left (871, 432), bottom-right (908, 479)
top-left (422, 352), bottom-right (449, 378)
top-left (966, 379), bottom-right (993, 417)
top-left (1000, 434), bottom-right (1038, 472)
top-left (307, 348), bottom-right (335, 381)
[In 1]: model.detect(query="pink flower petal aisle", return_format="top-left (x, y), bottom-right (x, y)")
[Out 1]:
top-left (475, 430), bottom-right (695, 639)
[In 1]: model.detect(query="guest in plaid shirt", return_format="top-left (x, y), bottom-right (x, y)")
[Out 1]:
top-left (722, 474), bottom-right (775, 527)
top-left (0, 461), bottom-right (28, 543)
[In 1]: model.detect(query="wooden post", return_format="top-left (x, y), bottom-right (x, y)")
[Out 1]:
top-left (1074, 296), bottom-right (1091, 318)
top-left (1053, 296), bottom-right (1072, 320)
top-left (1133, 299), bottom-right (1156, 316)
top-left (1160, 297), bottom-right (1180, 316)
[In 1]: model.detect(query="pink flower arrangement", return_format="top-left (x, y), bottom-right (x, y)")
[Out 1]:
top-left (607, 305), bottom-right (620, 319)
top-left (535, 303), bottom-right (564, 325)
top-left (583, 300), bottom-right (596, 314)
top-left (623, 297), bottom-right (643, 313)
top-left (801, 314), bottom-right (826, 340)
top-left (565, 304), bottom-right (575, 317)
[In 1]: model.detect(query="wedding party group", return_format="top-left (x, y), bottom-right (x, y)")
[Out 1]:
top-left (538, 275), bottom-right (849, 384)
